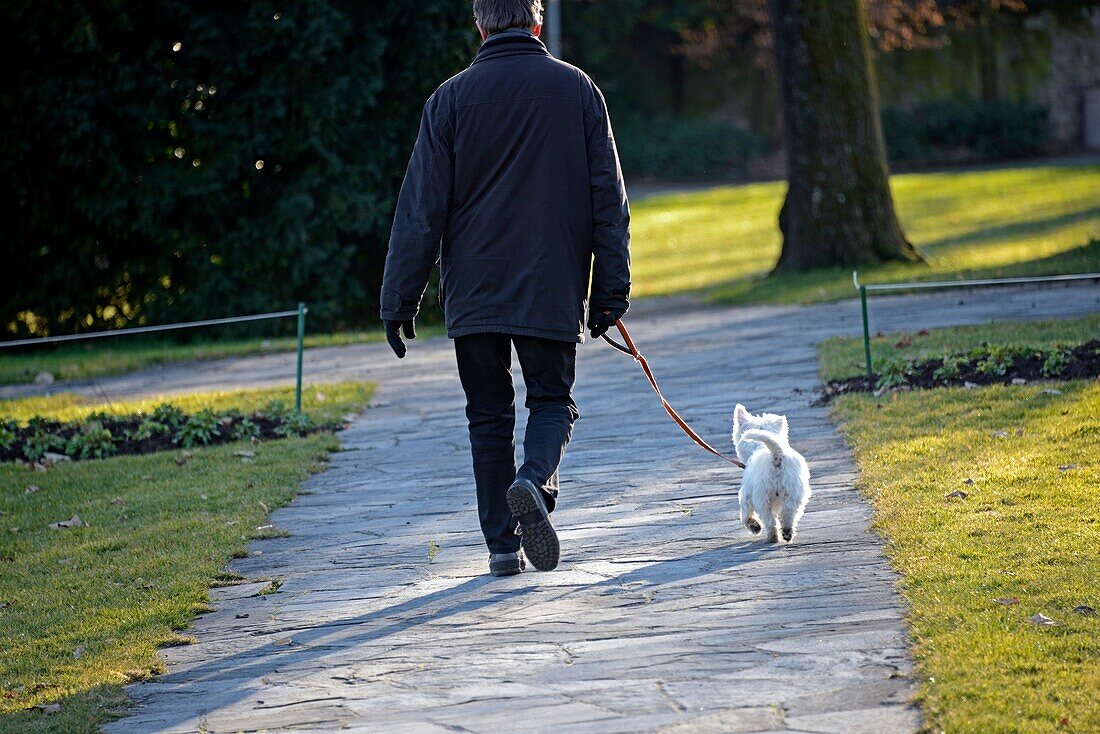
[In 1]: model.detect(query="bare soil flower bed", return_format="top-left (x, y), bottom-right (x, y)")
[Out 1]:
top-left (816, 340), bottom-right (1099, 403)
top-left (0, 401), bottom-right (331, 464)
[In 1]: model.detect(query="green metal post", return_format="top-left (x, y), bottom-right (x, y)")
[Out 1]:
top-left (860, 286), bottom-right (873, 379)
top-left (295, 303), bottom-right (306, 412)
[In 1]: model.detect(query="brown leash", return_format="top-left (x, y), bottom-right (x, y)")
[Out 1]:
top-left (601, 319), bottom-right (745, 469)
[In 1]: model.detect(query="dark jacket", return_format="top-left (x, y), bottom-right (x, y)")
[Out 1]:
top-left (380, 29), bottom-right (631, 342)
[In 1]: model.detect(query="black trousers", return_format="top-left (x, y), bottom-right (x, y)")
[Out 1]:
top-left (454, 333), bottom-right (579, 554)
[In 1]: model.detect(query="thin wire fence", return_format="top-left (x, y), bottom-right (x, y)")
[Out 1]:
top-left (1, 304), bottom-right (309, 410)
top-left (853, 271), bottom-right (1100, 378)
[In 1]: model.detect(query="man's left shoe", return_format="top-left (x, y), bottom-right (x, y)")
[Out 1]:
top-left (507, 478), bottom-right (560, 571)
top-left (489, 551), bottom-right (525, 577)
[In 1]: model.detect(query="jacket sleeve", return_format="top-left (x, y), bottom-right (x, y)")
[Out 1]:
top-left (379, 91), bottom-right (454, 321)
top-left (583, 79), bottom-right (631, 314)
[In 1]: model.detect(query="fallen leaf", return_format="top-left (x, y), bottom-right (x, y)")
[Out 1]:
top-left (1010, 377), bottom-right (1027, 386)
top-left (235, 613), bottom-right (250, 619)
top-left (963, 381), bottom-right (981, 389)
top-left (273, 636), bottom-right (293, 646)
top-left (314, 391), bottom-right (326, 402)
top-left (917, 329), bottom-right (929, 336)
top-left (962, 478), bottom-right (975, 485)
top-left (342, 413), bottom-right (358, 423)
top-left (945, 490), bottom-right (968, 499)
top-left (32, 462), bottom-right (47, 472)
top-left (24, 485), bottom-right (41, 495)
top-left (42, 452), bottom-right (71, 465)
top-left (1058, 465), bottom-right (1078, 472)
top-left (250, 435), bottom-right (260, 445)
top-left (73, 645), bottom-right (85, 659)
top-left (992, 430), bottom-right (1009, 438)
top-left (49, 515), bottom-right (88, 530)
top-left (894, 335), bottom-right (913, 348)
top-left (0, 601), bottom-right (10, 609)
top-left (994, 597), bottom-right (1018, 606)
top-left (174, 452), bottom-right (193, 466)
top-left (1059, 716), bottom-right (1071, 728)
top-left (1073, 605), bottom-right (1097, 617)
top-left (255, 524), bottom-right (273, 531)
top-left (141, 475), bottom-right (153, 481)
top-left (109, 497), bottom-right (124, 505)
top-left (1040, 388), bottom-right (1063, 396)
top-left (234, 451), bottom-right (255, 459)
top-left (427, 539), bottom-right (441, 562)
top-left (1028, 613), bottom-right (1059, 627)
top-left (258, 501), bottom-right (269, 513)
top-left (32, 702), bottom-right (61, 714)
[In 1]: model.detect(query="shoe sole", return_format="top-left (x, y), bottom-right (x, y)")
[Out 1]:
top-left (507, 483), bottom-right (560, 571)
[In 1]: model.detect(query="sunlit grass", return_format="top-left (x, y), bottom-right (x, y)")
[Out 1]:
top-left (0, 326), bottom-right (443, 387)
top-left (631, 162), bottom-right (1100, 303)
top-left (0, 382), bottom-right (374, 732)
top-left (0, 382), bottom-right (373, 427)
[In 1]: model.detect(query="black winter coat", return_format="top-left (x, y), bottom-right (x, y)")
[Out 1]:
top-left (380, 29), bottom-right (631, 342)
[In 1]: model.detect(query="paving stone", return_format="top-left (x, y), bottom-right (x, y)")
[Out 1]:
top-left (90, 284), bottom-right (1099, 732)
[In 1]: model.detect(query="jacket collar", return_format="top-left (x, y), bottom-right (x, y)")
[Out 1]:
top-left (472, 28), bottom-right (551, 65)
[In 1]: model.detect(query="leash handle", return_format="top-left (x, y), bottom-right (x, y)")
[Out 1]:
top-left (602, 319), bottom-right (745, 469)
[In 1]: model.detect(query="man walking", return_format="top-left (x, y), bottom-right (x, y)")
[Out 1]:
top-left (380, 0), bottom-right (630, 576)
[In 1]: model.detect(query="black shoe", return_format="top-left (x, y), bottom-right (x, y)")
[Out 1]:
top-left (507, 478), bottom-right (560, 571)
top-left (488, 551), bottom-right (525, 577)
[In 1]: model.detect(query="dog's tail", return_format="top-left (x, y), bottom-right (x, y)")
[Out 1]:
top-left (742, 429), bottom-right (785, 467)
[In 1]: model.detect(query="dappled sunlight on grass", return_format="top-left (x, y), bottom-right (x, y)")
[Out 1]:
top-left (630, 162), bottom-right (1100, 303)
top-left (0, 383), bottom-right (374, 726)
top-left (832, 381), bottom-right (1099, 732)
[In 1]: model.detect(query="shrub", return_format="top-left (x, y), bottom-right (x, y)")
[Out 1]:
top-left (23, 430), bottom-right (62, 463)
top-left (128, 420), bottom-right (170, 442)
top-left (616, 116), bottom-right (767, 180)
top-left (152, 403), bottom-right (186, 428)
top-left (233, 418), bottom-right (259, 441)
top-left (882, 98), bottom-right (1049, 167)
top-left (274, 411), bottom-right (314, 438)
top-left (175, 409), bottom-right (221, 448)
top-left (1042, 348), bottom-right (1069, 377)
top-left (875, 358), bottom-right (910, 389)
top-left (933, 354), bottom-right (967, 382)
top-left (0, 422), bottom-right (16, 450)
top-left (66, 423), bottom-right (117, 460)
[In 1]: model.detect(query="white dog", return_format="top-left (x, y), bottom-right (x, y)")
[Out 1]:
top-left (732, 404), bottom-right (811, 543)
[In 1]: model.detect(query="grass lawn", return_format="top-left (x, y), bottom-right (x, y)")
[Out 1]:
top-left (826, 321), bottom-right (1099, 732)
top-left (0, 381), bottom-right (374, 733)
top-left (818, 313), bottom-right (1100, 382)
top-left (0, 326), bottom-right (433, 387)
top-left (632, 161), bottom-right (1100, 303)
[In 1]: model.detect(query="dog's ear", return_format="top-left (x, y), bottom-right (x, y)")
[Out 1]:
top-left (734, 404), bottom-right (749, 425)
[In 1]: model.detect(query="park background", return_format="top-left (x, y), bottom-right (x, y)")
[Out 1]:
top-left (3, 0), bottom-right (1098, 349)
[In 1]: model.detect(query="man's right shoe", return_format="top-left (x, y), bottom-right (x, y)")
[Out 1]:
top-left (507, 478), bottom-right (560, 571)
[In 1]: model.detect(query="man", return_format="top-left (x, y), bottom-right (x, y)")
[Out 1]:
top-left (380, 0), bottom-right (630, 577)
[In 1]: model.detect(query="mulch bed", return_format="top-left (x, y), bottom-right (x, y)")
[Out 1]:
top-left (815, 340), bottom-right (1099, 404)
top-left (0, 412), bottom-right (333, 465)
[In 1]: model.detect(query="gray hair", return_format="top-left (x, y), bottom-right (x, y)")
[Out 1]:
top-left (473, 0), bottom-right (544, 36)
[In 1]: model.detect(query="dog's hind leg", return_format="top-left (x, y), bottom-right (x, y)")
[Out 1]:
top-left (739, 488), bottom-right (762, 535)
top-left (778, 496), bottom-right (806, 543)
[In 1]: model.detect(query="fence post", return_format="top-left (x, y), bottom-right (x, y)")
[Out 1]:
top-left (295, 303), bottom-right (306, 412)
top-left (859, 286), bottom-right (873, 379)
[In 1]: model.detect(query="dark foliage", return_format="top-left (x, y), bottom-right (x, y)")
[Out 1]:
top-left (2, 1), bottom-right (476, 338)
top-left (882, 97), bottom-right (1049, 166)
top-left (617, 116), bottom-right (766, 180)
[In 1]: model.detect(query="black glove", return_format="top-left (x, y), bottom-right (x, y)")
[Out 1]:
top-left (587, 306), bottom-right (626, 339)
top-left (384, 319), bottom-right (416, 359)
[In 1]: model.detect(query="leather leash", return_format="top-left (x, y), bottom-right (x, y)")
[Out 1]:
top-left (601, 319), bottom-right (745, 469)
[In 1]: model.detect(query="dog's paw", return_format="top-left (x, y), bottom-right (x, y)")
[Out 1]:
top-left (781, 527), bottom-right (794, 542)
top-left (746, 519), bottom-right (762, 535)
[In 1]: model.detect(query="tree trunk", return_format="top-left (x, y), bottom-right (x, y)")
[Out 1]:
top-left (768, 0), bottom-right (920, 271)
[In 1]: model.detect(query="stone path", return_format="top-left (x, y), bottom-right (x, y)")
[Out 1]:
top-left (77, 283), bottom-right (1097, 733)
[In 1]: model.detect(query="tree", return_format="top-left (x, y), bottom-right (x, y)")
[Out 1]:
top-left (1, 1), bottom-right (475, 338)
top-left (768, 0), bottom-right (921, 270)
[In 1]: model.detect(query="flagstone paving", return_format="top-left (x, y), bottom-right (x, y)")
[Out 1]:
top-left (63, 283), bottom-right (1097, 733)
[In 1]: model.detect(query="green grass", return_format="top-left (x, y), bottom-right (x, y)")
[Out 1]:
top-left (0, 381), bottom-right (374, 732)
top-left (0, 326), bottom-right (441, 387)
top-left (826, 315), bottom-right (1099, 732)
top-left (631, 162), bottom-right (1100, 304)
top-left (818, 313), bottom-right (1100, 381)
